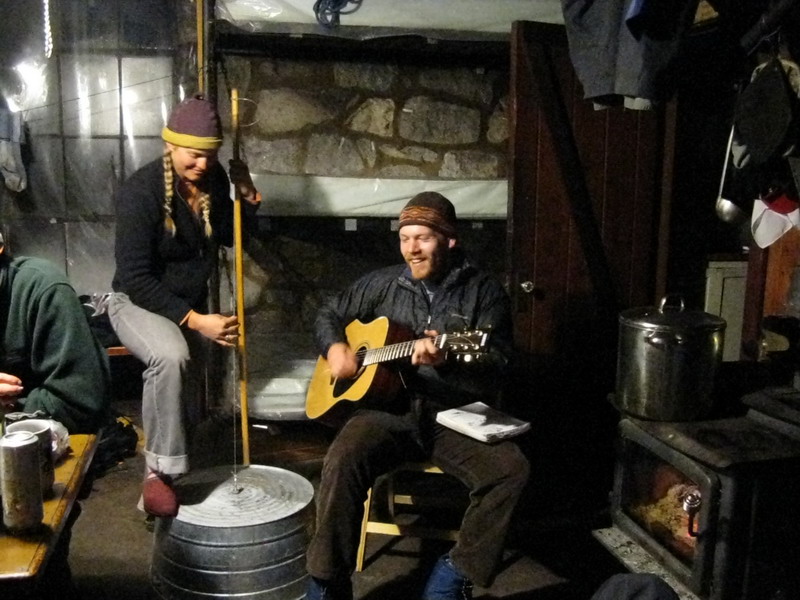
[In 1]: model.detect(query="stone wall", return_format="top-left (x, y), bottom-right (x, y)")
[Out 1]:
top-left (219, 56), bottom-right (509, 179)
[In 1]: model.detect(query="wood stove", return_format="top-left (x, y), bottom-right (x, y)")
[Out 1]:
top-left (608, 415), bottom-right (800, 600)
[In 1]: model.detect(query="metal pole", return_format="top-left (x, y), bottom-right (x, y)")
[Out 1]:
top-left (231, 88), bottom-right (251, 465)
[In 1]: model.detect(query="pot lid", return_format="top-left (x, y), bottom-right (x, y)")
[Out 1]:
top-left (619, 295), bottom-right (726, 331)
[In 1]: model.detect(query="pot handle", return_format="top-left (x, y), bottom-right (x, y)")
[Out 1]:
top-left (658, 294), bottom-right (685, 313)
top-left (647, 330), bottom-right (686, 347)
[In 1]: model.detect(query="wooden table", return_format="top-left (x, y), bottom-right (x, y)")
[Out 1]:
top-left (0, 434), bottom-right (98, 592)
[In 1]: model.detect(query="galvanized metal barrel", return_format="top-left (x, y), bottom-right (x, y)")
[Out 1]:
top-left (151, 464), bottom-right (314, 599)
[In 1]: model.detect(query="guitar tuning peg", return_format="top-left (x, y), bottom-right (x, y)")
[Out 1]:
top-left (457, 353), bottom-right (480, 363)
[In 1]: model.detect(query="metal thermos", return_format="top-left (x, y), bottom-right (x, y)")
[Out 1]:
top-left (1, 430), bottom-right (44, 533)
top-left (4, 419), bottom-right (55, 498)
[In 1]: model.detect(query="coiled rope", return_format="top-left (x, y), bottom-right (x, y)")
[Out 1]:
top-left (313, 0), bottom-right (363, 29)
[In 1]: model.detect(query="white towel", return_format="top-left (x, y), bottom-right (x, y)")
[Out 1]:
top-left (751, 197), bottom-right (800, 248)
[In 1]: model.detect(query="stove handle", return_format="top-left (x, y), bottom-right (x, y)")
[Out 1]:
top-left (682, 489), bottom-right (702, 538)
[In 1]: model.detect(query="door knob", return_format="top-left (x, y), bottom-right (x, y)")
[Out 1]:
top-left (520, 281), bottom-right (535, 293)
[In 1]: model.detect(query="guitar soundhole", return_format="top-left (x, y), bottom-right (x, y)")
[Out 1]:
top-left (332, 377), bottom-right (352, 398)
top-left (331, 346), bottom-right (367, 399)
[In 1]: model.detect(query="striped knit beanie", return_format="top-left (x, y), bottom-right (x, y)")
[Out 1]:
top-left (398, 192), bottom-right (457, 238)
top-left (162, 95), bottom-right (222, 149)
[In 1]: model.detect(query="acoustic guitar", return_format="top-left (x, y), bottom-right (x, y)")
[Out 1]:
top-left (305, 316), bottom-right (490, 421)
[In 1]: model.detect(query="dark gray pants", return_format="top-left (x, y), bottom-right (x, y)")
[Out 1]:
top-left (306, 407), bottom-right (529, 587)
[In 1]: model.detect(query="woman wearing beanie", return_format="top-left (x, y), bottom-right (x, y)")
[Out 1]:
top-left (108, 95), bottom-right (262, 517)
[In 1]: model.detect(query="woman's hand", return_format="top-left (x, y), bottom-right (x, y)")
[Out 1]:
top-left (411, 330), bottom-right (447, 367)
top-left (326, 342), bottom-right (359, 379)
top-left (228, 159), bottom-right (262, 206)
top-left (0, 372), bottom-right (23, 409)
top-left (187, 311), bottom-right (240, 346)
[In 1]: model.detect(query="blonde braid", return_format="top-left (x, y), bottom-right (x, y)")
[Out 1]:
top-left (162, 150), bottom-right (176, 236)
top-left (198, 191), bottom-right (212, 238)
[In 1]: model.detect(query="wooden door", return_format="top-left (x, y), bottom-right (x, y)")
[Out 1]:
top-left (506, 22), bottom-right (671, 511)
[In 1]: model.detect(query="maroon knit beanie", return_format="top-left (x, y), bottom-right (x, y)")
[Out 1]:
top-left (162, 94), bottom-right (222, 150)
top-left (398, 192), bottom-right (458, 238)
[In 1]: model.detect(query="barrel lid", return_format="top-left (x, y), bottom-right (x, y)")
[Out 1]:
top-left (172, 464), bottom-right (314, 528)
top-left (619, 295), bottom-right (726, 331)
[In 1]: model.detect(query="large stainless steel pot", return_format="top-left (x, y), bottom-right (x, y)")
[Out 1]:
top-left (615, 295), bottom-right (726, 421)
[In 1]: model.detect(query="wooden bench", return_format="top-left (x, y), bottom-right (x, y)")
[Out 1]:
top-left (105, 346), bottom-right (131, 357)
top-left (0, 434), bottom-right (99, 594)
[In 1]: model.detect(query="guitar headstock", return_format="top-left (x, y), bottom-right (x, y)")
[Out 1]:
top-left (442, 327), bottom-right (491, 361)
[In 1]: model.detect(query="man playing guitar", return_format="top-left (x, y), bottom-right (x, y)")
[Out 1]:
top-left (305, 192), bottom-right (530, 600)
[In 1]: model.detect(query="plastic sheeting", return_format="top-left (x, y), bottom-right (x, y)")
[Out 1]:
top-left (217, 0), bottom-right (564, 40)
top-left (0, 1), bottom-right (186, 296)
top-left (250, 174), bottom-right (507, 218)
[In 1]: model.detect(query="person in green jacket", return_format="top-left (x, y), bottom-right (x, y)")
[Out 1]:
top-left (0, 233), bottom-right (111, 433)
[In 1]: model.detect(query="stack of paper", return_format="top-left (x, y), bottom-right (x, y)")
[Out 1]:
top-left (436, 402), bottom-right (531, 443)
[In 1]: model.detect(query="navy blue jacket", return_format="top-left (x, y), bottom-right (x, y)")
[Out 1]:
top-left (314, 250), bottom-right (514, 409)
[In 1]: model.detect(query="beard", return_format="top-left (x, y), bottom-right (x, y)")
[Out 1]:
top-left (406, 259), bottom-right (432, 280)
top-left (405, 251), bottom-right (449, 281)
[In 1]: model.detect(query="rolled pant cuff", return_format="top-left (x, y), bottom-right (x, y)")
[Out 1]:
top-left (144, 450), bottom-right (189, 476)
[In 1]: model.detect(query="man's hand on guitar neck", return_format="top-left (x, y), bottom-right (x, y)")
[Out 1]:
top-left (327, 342), bottom-right (360, 379)
top-left (412, 330), bottom-right (447, 367)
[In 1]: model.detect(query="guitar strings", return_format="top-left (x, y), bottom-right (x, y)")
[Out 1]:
top-left (354, 335), bottom-right (445, 365)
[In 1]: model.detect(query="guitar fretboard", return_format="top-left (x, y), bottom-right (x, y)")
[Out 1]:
top-left (356, 334), bottom-right (445, 366)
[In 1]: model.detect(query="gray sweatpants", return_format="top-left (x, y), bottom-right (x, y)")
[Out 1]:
top-left (107, 292), bottom-right (207, 476)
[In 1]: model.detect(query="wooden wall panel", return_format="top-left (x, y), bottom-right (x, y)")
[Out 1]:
top-left (763, 229), bottom-right (800, 316)
top-left (506, 20), bottom-right (669, 513)
top-left (507, 20), bottom-right (670, 514)
top-left (508, 20), bottom-right (667, 374)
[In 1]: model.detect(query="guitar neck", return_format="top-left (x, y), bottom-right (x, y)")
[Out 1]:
top-left (361, 334), bottom-right (445, 366)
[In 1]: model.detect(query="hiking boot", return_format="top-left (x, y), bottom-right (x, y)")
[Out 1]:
top-left (305, 575), bottom-right (353, 600)
top-left (422, 554), bottom-right (473, 600)
top-left (142, 471), bottom-right (179, 517)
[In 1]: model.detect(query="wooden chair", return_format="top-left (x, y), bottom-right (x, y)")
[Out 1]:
top-left (356, 461), bottom-right (463, 572)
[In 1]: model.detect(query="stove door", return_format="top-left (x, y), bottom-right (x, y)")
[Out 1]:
top-left (611, 419), bottom-right (719, 596)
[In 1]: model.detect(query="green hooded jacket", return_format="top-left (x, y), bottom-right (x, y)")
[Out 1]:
top-left (1, 255), bottom-right (111, 433)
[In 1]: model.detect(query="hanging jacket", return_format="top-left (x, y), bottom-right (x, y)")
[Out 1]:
top-left (562, 0), bottom-right (697, 108)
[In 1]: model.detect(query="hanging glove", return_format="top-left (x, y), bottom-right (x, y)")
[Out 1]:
top-left (0, 107), bottom-right (27, 192)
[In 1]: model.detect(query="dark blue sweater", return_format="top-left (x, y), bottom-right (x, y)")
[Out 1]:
top-left (112, 157), bottom-right (258, 323)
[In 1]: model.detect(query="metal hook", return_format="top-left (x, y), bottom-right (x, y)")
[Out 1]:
top-left (234, 96), bottom-right (261, 128)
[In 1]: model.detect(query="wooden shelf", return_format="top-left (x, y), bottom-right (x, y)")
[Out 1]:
top-left (0, 434), bottom-right (98, 587)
